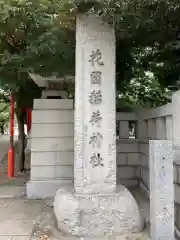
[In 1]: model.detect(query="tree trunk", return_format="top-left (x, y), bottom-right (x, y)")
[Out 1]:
top-left (16, 108), bottom-right (25, 172)
top-left (0, 126), bottom-right (4, 135)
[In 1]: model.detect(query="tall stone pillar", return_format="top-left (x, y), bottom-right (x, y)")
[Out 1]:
top-left (74, 13), bottom-right (116, 194)
top-left (54, 14), bottom-right (143, 238)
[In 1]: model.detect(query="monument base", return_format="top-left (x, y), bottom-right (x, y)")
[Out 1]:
top-left (54, 185), bottom-right (144, 237)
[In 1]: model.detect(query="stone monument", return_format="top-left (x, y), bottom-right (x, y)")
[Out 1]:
top-left (27, 75), bottom-right (75, 199)
top-left (54, 13), bottom-right (144, 238)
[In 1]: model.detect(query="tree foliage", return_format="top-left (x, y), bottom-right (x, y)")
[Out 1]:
top-left (0, 0), bottom-right (75, 107)
top-left (1, 0), bottom-right (179, 105)
top-left (118, 71), bottom-right (171, 108)
top-left (0, 0), bottom-right (76, 171)
top-left (73, 0), bottom-right (180, 90)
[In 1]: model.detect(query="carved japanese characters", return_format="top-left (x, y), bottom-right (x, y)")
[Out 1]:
top-left (88, 49), bottom-right (104, 168)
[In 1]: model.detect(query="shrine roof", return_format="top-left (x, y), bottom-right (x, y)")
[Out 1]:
top-left (29, 73), bottom-right (74, 89)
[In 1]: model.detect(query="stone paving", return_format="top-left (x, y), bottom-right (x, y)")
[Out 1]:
top-left (0, 185), bottom-right (150, 240)
top-left (0, 154), bottom-right (41, 240)
top-left (0, 195), bottom-right (46, 240)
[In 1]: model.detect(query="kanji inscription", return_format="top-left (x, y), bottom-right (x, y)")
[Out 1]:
top-left (90, 153), bottom-right (104, 168)
top-left (89, 49), bottom-right (104, 67)
top-left (89, 110), bottom-right (102, 127)
top-left (88, 49), bottom-right (104, 169)
top-left (91, 71), bottom-right (102, 84)
top-left (89, 132), bottom-right (103, 148)
top-left (89, 90), bottom-right (102, 105)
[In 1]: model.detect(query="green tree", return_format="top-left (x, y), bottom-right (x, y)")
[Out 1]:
top-left (0, 0), bottom-right (75, 171)
top-left (1, 0), bottom-right (180, 171)
top-left (73, 0), bottom-right (180, 89)
top-left (118, 71), bottom-right (170, 108)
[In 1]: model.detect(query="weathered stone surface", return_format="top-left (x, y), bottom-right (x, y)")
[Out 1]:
top-left (52, 13), bottom-right (144, 239)
top-left (149, 140), bottom-right (174, 240)
top-left (74, 13), bottom-right (116, 194)
top-left (30, 189), bottom-right (149, 240)
top-left (54, 185), bottom-right (144, 237)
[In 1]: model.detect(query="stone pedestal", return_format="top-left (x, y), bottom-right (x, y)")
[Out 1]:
top-left (54, 13), bottom-right (143, 238)
top-left (54, 185), bottom-right (143, 237)
top-left (27, 99), bottom-right (74, 199)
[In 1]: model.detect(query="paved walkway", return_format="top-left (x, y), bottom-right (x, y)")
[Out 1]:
top-left (0, 136), bottom-right (36, 240)
top-left (0, 170), bottom-right (38, 240)
top-left (0, 185), bottom-right (150, 240)
top-left (0, 197), bottom-right (46, 240)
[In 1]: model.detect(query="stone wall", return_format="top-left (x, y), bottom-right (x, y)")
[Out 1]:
top-left (30, 99), bottom-right (74, 181)
top-left (139, 140), bottom-right (149, 193)
top-left (117, 139), bottom-right (140, 188)
top-left (27, 99), bottom-right (74, 198)
top-left (136, 96), bottom-right (180, 238)
top-left (27, 105), bottom-right (142, 198)
top-left (136, 104), bottom-right (173, 196)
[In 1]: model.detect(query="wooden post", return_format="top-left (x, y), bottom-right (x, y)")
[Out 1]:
top-left (8, 92), bottom-right (15, 178)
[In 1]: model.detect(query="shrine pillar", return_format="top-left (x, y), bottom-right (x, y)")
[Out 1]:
top-left (54, 13), bottom-right (144, 238)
